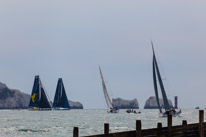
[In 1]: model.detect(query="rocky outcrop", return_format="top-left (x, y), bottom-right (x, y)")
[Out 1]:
top-left (0, 82), bottom-right (83, 109)
top-left (112, 98), bottom-right (139, 109)
top-left (69, 100), bottom-right (83, 109)
top-left (144, 96), bottom-right (173, 109)
top-left (0, 82), bottom-right (30, 109)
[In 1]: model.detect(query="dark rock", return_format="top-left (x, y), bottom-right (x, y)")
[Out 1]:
top-left (144, 96), bottom-right (173, 109)
top-left (0, 82), bottom-right (30, 109)
top-left (112, 98), bottom-right (139, 109)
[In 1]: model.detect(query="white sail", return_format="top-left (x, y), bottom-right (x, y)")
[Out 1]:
top-left (99, 67), bottom-right (114, 109)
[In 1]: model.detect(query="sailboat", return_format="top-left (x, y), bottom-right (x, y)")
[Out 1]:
top-left (99, 67), bottom-right (119, 113)
top-left (152, 42), bottom-right (181, 117)
top-left (29, 75), bottom-right (52, 110)
top-left (53, 78), bottom-right (70, 110)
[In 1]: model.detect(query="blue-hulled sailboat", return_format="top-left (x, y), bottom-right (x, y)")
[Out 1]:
top-left (29, 75), bottom-right (52, 110)
top-left (53, 78), bottom-right (70, 110)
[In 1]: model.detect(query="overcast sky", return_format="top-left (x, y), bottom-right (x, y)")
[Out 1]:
top-left (0, 0), bottom-right (206, 109)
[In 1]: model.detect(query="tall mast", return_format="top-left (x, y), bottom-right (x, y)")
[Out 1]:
top-left (38, 77), bottom-right (41, 101)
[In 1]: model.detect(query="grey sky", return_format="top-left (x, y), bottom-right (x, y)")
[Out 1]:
top-left (0, 0), bottom-right (206, 109)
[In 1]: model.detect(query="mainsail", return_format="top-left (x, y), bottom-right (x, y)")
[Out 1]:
top-left (152, 42), bottom-right (171, 112)
top-left (99, 67), bottom-right (114, 109)
top-left (53, 78), bottom-right (70, 109)
top-left (29, 75), bottom-right (51, 109)
top-left (153, 54), bottom-right (162, 113)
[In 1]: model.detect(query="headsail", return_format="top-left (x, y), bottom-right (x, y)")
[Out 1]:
top-left (152, 43), bottom-right (171, 111)
top-left (53, 78), bottom-right (70, 109)
top-left (99, 67), bottom-right (114, 109)
top-left (29, 75), bottom-right (51, 108)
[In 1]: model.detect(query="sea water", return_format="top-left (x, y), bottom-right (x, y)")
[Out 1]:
top-left (0, 109), bottom-right (201, 137)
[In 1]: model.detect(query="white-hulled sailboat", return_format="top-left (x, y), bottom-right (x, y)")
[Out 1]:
top-left (152, 42), bottom-right (181, 117)
top-left (99, 67), bottom-right (119, 113)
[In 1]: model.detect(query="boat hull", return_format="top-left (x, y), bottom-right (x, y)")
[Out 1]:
top-left (53, 108), bottom-right (70, 110)
top-left (126, 109), bottom-right (141, 114)
top-left (160, 109), bottom-right (181, 117)
top-left (29, 107), bottom-right (52, 111)
top-left (107, 108), bottom-right (119, 113)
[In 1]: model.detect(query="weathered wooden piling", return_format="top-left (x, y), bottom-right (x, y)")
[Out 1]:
top-left (182, 120), bottom-right (187, 137)
top-left (73, 127), bottom-right (79, 137)
top-left (104, 123), bottom-right (109, 136)
top-left (167, 114), bottom-right (172, 137)
top-left (157, 123), bottom-right (162, 137)
top-left (136, 120), bottom-right (142, 137)
top-left (199, 110), bottom-right (204, 137)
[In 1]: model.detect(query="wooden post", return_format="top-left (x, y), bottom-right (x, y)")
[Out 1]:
top-left (167, 114), bottom-right (172, 137)
top-left (136, 120), bottom-right (142, 137)
top-left (157, 123), bottom-right (162, 137)
top-left (199, 110), bottom-right (204, 137)
top-left (182, 120), bottom-right (187, 137)
top-left (104, 123), bottom-right (109, 136)
top-left (73, 127), bottom-right (79, 137)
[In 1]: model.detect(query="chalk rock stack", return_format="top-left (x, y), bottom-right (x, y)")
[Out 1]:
top-left (112, 98), bottom-right (139, 109)
top-left (144, 96), bottom-right (173, 109)
top-left (69, 100), bottom-right (83, 109)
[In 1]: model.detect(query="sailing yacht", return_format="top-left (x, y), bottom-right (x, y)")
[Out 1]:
top-left (152, 42), bottom-right (181, 117)
top-left (99, 67), bottom-right (119, 113)
top-left (53, 78), bottom-right (70, 110)
top-left (29, 75), bottom-right (52, 110)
